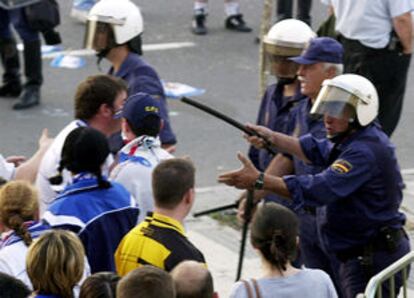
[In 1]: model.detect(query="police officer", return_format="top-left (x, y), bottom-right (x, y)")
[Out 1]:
top-left (0, 4), bottom-right (42, 110)
top-left (84, 0), bottom-right (177, 153)
top-left (249, 19), bottom-right (314, 177)
top-left (219, 74), bottom-right (410, 298)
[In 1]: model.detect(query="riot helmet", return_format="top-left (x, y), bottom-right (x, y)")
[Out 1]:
top-left (263, 19), bottom-right (315, 81)
top-left (311, 74), bottom-right (379, 127)
top-left (84, 0), bottom-right (144, 57)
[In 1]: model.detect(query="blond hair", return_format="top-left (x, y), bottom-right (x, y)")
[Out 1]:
top-left (0, 181), bottom-right (39, 246)
top-left (26, 230), bottom-right (85, 298)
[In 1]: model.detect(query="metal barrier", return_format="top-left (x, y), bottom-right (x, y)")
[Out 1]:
top-left (356, 251), bottom-right (414, 298)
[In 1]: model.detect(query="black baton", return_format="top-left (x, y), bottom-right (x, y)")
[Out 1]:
top-left (181, 97), bottom-right (277, 156)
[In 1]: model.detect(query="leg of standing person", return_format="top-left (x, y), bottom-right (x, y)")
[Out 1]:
top-left (9, 8), bottom-right (42, 110)
top-left (192, 0), bottom-right (208, 35)
top-left (224, 0), bottom-right (252, 32)
top-left (276, 0), bottom-right (293, 23)
top-left (0, 8), bottom-right (21, 97)
top-left (297, 0), bottom-right (312, 25)
top-left (341, 37), bottom-right (410, 136)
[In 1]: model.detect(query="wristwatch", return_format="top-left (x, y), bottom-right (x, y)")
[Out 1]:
top-left (254, 172), bottom-right (265, 190)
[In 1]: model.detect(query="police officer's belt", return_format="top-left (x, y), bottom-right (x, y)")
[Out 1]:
top-left (336, 227), bottom-right (405, 262)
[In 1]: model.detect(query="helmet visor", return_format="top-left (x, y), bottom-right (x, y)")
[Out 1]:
top-left (265, 53), bottom-right (299, 79)
top-left (84, 20), bottom-right (116, 51)
top-left (311, 85), bottom-right (358, 119)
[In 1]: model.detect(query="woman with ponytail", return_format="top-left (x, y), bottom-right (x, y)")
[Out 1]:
top-left (230, 202), bottom-right (337, 298)
top-left (42, 127), bottom-right (139, 273)
top-left (0, 181), bottom-right (50, 288)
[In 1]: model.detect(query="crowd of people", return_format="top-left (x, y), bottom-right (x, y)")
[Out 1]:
top-left (0, 0), bottom-right (413, 297)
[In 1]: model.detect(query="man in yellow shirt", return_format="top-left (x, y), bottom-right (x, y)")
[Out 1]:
top-left (115, 158), bottom-right (205, 275)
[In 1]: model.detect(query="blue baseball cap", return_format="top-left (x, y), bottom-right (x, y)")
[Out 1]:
top-left (122, 92), bottom-right (161, 128)
top-left (289, 37), bottom-right (343, 65)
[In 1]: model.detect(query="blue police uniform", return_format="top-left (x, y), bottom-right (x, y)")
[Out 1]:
top-left (249, 82), bottom-right (304, 172)
top-left (43, 173), bottom-right (139, 273)
top-left (283, 123), bottom-right (409, 298)
top-left (109, 53), bottom-right (176, 150)
top-left (285, 97), bottom-right (343, 295)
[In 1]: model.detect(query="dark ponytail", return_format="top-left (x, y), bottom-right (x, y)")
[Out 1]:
top-left (250, 203), bottom-right (299, 274)
top-left (95, 170), bottom-right (111, 189)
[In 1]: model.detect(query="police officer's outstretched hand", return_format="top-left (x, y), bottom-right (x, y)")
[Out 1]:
top-left (244, 123), bottom-right (274, 149)
top-left (218, 152), bottom-right (260, 190)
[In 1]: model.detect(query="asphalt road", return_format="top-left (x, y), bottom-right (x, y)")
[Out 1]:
top-left (1, 0), bottom-right (414, 188)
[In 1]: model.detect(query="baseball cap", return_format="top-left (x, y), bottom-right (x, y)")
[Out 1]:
top-left (122, 92), bottom-right (161, 129)
top-left (289, 37), bottom-right (343, 65)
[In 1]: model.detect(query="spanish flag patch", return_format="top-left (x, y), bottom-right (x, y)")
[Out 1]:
top-left (331, 159), bottom-right (353, 174)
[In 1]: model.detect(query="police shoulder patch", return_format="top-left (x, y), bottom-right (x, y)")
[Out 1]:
top-left (331, 159), bottom-right (353, 174)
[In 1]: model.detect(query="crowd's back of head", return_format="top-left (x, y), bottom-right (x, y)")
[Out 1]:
top-left (0, 181), bottom-right (38, 246)
top-left (171, 260), bottom-right (216, 298)
top-left (79, 272), bottom-right (120, 298)
top-left (250, 202), bottom-right (299, 273)
top-left (0, 272), bottom-right (31, 298)
top-left (152, 158), bottom-right (195, 209)
top-left (117, 266), bottom-right (175, 298)
top-left (26, 229), bottom-right (85, 298)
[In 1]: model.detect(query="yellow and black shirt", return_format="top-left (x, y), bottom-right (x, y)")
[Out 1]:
top-left (115, 212), bottom-right (205, 276)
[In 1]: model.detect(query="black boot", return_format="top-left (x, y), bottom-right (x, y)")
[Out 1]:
top-left (192, 10), bottom-right (207, 35)
top-left (225, 14), bottom-right (252, 32)
top-left (13, 39), bottom-right (42, 110)
top-left (0, 37), bottom-right (22, 97)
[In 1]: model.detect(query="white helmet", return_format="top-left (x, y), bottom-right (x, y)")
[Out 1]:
top-left (311, 74), bottom-right (379, 126)
top-left (263, 19), bottom-right (315, 79)
top-left (84, 0), bottom-right (143, 52)
top-left (264, 19), bottom-right (316, 57)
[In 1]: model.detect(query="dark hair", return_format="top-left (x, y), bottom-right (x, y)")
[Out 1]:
top-left (0, 181), bottom-right (38, 246)
top-left (74, 75), bottom-right (127, 120)
top-left (152, 158), bottom-right (195, 209)
top-left (49, 127), bottom-right (111, 189)
top-left (0, 272), bottom-right (31, 298)
top-left (79, 272), bottom-right (120, 298)
top-left (250, 202), bottom-right (299, 273)
top-left (127, 115), bottom-right (161, 138)
top-left (117, 266), bottom-right (175, 298)
top-left (171, 261), bottom-right (214, 298)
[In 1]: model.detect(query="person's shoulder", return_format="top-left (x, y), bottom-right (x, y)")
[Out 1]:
top-left (299, 268), bottom-right (334, 284)
top-left (229, 280), bottom-right (249, 298)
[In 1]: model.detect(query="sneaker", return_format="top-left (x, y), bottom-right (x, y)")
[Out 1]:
top-left (70, 0), bottom-right (97, 23)
top-left (192, 14), bottom-right (207, 35)
top-left (225, 14), bottom-right (252, 33)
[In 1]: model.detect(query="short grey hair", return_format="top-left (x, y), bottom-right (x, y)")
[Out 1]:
top-left (323, 62), bottom-right (343, 75)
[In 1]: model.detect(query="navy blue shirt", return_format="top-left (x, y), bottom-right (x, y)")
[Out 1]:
top-left (284, 124), bottom-right (405, 252)
top-left (249, 82), bottom-right (304, 171)
top-left (286, 97), bottom-right (326, 176)
top-left (110, 53), bottom-right (176, 145)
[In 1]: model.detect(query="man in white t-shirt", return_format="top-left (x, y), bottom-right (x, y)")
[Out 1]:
top-left (321, 0), bottom-right (413, 136)
top-left (110, 93), bottom-right (173, 223)
top-left (35, 74), bottom-right (128, 214)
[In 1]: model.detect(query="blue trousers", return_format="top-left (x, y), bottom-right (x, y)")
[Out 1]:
top-left (299, 210), bottom-right (344, 297)
top-left (339, 235), bottom-right (410, 298)
top-left (0, 8), bottom-right (39, 42)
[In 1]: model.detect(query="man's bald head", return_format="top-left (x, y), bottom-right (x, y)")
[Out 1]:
top-left (171, 261), bottom-right (215, 298)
